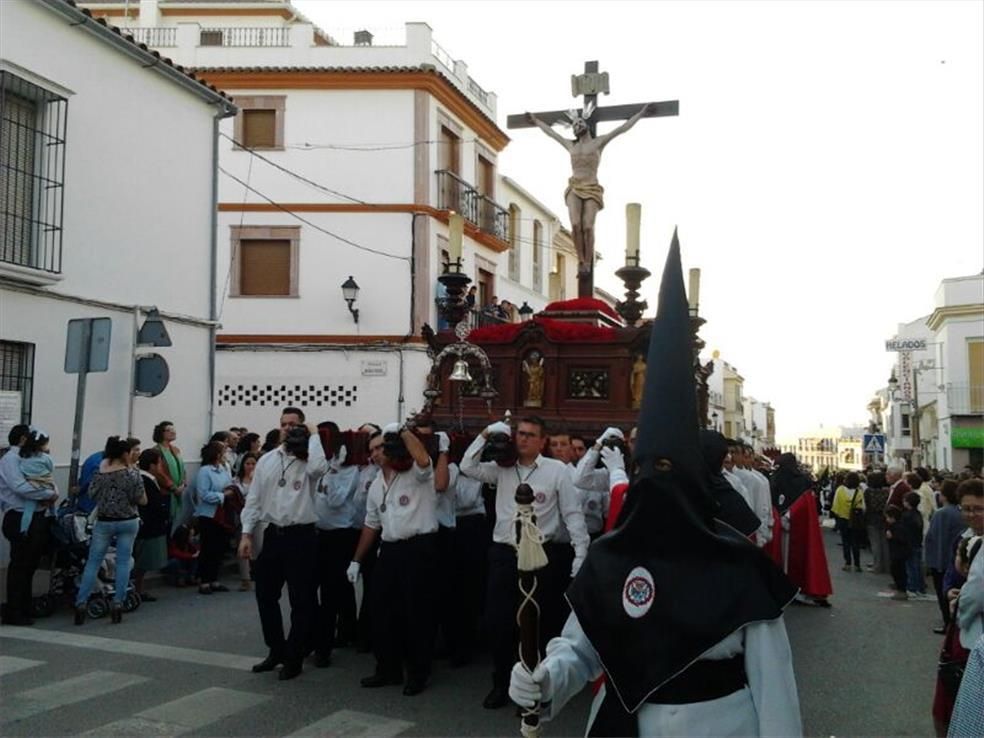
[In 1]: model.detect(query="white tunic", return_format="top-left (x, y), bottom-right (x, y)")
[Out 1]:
top-left (540, 612), bottom-right (803, 737)
top-left (735, 467), bottom-right (774, 545)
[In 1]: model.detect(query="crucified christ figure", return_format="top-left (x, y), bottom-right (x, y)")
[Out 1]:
top-left (525, 102), bottom-right (652, 277)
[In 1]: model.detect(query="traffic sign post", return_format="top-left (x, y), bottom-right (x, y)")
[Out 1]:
top-left (65, 317), bottom-right (112, 493)
top-left (862, 433), bottom-right (886, 468)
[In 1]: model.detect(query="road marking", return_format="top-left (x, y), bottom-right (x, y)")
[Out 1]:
top-left (82, 687), bottom-right (270, 736)
top-left (0, 655), bottom-right (44, 676)
top-left (287, 709), bottom-right (414, 737)
top-left (2, 670), bottom-right (148, 723)
top-left (0, 628), bottom-right (257, 671)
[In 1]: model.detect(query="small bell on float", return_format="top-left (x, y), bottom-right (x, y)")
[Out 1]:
top-left (449, 359), bottom-right (472, 382)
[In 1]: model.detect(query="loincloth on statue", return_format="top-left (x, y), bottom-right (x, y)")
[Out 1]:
top-left (565, 178), bottom-right (605, 209)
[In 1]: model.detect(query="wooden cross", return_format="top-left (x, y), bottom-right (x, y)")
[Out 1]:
top-left (506, 61), bottom-right (679, 299)
top-left (506, 61), bottom-right (679, 137)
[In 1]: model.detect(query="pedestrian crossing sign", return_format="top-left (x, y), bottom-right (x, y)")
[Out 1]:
top-left (863, 434), bottom-right (885, 453)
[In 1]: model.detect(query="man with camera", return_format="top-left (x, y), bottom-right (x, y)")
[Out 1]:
top-left (572, 427), bottom-right (626, 537)
top-left (238, 407), bottom-right (328, 681)
top-left (461, 416), bottom-right (589, 709)
top-left (347, 421), bottom-right (442, 696)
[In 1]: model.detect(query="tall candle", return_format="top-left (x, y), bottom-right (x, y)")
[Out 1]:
top-left (625, 203), bottom-right (641, 263)
top-left (688, 268), bottom-right (701, 311)
top-left (448, 212), bottom-right (464, 262)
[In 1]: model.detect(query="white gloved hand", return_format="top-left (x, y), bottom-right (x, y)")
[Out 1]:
top-left (599, 427), bottom-right (624, 443)
top-left (571, 555), bottom-right (585, 577)
top-left (485, 421), bottom-right (511, 437)
top-left (601, 446), bottom-right (628, 487)
top-left (346, 561), bottom-right (361, 584)
top-left (600, 446), bottom-right (625, 471)
top-left (436, 431), bottom-right (450, 453)
top-left (382, 422), bottom-right (401, 435)
top-left (509, 661), bottom-right (551, 708)
top-left (329, 443), bottom-right (348, 471)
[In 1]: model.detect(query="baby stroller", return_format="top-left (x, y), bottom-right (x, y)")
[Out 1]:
top-left (33, 501), bottom-right (141, 618)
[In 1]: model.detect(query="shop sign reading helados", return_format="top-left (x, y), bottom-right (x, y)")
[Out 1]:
top-left (885, 338), bottom-right (927, 352)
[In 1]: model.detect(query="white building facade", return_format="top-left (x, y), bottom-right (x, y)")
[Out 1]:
top-left (82, 0), bottom-right (570, 433)
top-left (1, 0), bottom-right (234, 488)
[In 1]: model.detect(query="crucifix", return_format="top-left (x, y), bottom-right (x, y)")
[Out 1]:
top-left (507, 61), bottom-right (679, 298)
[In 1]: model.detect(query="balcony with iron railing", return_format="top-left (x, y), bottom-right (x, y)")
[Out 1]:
top-left (946, 383), bottom-right (984, 415)
top-left (435, 170), bottom-right (508, 243)
top-left (200, 27), bottom-right (290, 47)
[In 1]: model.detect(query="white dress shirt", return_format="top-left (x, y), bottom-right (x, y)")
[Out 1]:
top-left (314, 462), bottom-right (361, 530)
top-left (241, 435), bottom-right (328, 534)
top-left (436, 464), bottom-right (459, 528)
top-left (454, 469), bottom-right (486, 518)
top-left (460, 435), bottom-right (589, 562)
top-left (352, 464), bottom-right (379, 529)
top-left (364, 462), bottom-right (438, 542)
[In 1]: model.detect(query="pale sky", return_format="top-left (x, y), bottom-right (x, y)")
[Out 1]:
top-left (295, 0), bottom-right (984, 438)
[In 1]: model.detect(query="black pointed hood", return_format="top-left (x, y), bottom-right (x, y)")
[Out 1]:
top-left (633, 229), bottom-right (707, 501)
top-left (566, 231), bottom-right (797, 723)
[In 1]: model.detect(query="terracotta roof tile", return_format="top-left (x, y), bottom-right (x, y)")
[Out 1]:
top-left (191, 65), bottom-right (496, 125)
top-left (63, 0), bottom-right (234, 103)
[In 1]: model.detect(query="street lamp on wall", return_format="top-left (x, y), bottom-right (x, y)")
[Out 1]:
top-left (341, 276), bottom-right (360, 324)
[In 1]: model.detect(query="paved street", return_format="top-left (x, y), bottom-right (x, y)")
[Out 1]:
top-left (0, 528), bottom-right (943, 737)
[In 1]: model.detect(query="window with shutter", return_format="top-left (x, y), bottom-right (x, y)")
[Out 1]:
top-left (0, 72), bottom-right (67, 275)
top-left (242, 109), bottom-right (277, 148)
top-left (239, 239), bottom-right (291, 295)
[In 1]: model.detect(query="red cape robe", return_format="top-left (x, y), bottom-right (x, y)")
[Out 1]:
top-left (768, 490), bottom-right (833, 598)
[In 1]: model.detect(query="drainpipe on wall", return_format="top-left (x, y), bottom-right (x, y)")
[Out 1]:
top-left (209, 103), bottom-right (237, 437)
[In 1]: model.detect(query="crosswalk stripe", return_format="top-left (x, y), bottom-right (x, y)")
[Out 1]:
top-left (286, 709), bottom-right (414, 737)
top-left (82, 687), bottom-right (270, 736)
top-left (0, 655), bottom-right (44, 677)
top-left (0, 627), bottom-right (257, 671)
top-left (1, 670), bottom-right (148, 723)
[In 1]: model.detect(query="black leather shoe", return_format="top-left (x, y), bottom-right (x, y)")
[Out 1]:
top-left (251, 654), bottom-right (283, 673)
top-left (73, 606), bottom-right (86, 626)
top-left (483, 685), bottom-right (510, 709)
top-left (402, 679), bottom-right (426, 696)
top-left (360, 673), bottom-right (402, 688)
top-left (933, 626), bottom-right (947, 635)
top-left (313, 652), bottom-right (332, 668)
top-left (110, 604), bottom-right (123, 624)
top-left (278, 663), bottom-right (302, 681)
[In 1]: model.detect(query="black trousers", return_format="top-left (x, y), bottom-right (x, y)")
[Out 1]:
top-left (890, 556), bottom-right (908, 592)
top-left (196, 516), bottom-right (228, 584)
top-left (2, 510), bottom-right (49, 620)
top-left (254, 524), bottom-right (318, 667)
top-left (356, 538), bottom-right (378, 651)
top-left (839, 525), bottom-right (861, 567)
top-left (485, 541), bottom-right (572, 686)
top-left (371, 533), bottom-right (438, 682)
top-left (314, 527), bottom-right (360, 657)
top-left (449, 514), bottom-right (490, 661)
